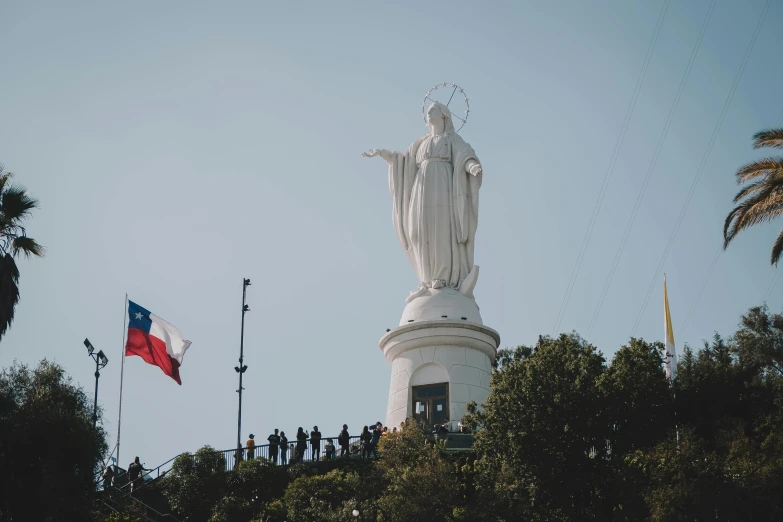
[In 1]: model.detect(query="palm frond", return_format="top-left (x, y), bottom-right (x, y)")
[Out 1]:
top-left (771, 226), bottom-right (783, 266)
top-left (10, 236), bottom-right (45, 258)
top-left (0, 184), bottom-right (39, 222)
top-left (724, 188), bottom-right (783, 247)
top-left (733, 179), bottom-right (780, 203)
top-left (0, 172), bottom-right (12, 196)
top-left (724, 205), bottom-right (740, 247)
top-left (753, 128), bottom-right (783, 150)
top-left (736, 193), bottom-right (783, 231)
top-left (0, 253), bottom-right (20, 341)
top-left (736, 158), bottom-right (783, 184)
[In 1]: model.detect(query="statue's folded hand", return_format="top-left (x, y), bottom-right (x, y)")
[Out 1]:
top-left (467, 161), bottom-right (482, 176)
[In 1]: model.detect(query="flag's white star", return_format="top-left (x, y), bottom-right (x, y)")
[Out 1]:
top-left (135, 312), bottom-right (143, 320)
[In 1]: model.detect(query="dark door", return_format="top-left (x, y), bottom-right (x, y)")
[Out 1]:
top-left (412, 383), bottom-right (449, 430)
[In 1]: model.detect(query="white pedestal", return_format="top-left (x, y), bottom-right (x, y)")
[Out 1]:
top-left (380, 319), bottom-right (499, 432)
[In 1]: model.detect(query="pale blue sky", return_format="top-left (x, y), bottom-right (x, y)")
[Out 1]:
top-left (1, 0), bottom-right (781, 468)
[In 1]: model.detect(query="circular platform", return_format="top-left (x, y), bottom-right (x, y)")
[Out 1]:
top-left (399, 287), bottom-right (483, 325)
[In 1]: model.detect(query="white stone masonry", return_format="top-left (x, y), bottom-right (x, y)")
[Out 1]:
top-left (380, 320), bottom-right (499, 432)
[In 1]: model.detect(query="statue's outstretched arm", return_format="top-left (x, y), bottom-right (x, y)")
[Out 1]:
top-left (362, 149), bottom-right (394, 166)
top-left (465, 159), bottom-right (482, 176)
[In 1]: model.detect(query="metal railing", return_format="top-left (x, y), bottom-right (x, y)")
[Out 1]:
top-left (98, 430), bottom-right (477, 493)
top-left (99, 483), bottom-right (182, 522)
top-left (98, 434), bottom-right (377, 491)
top-left (219, 435), bottom-right (371, 470)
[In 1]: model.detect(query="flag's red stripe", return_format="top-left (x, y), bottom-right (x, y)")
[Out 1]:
top-left (126, 328), bottom-right (182, 385)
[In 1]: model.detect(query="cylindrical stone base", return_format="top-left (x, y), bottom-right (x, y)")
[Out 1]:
top-left (380, 321), bottom-right (499, 432)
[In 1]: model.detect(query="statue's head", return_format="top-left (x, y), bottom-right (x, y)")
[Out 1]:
top-left (426, 102), bottom-right (455, 134)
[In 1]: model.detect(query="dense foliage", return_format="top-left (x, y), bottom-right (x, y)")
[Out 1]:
top-left (0, 360), bottom-right (108, 521)
top-left (105, 304), bottom-right (783, 521)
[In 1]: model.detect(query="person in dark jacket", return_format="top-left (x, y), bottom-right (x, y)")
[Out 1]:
top-left (279, 431), bottom-right (289, 465)
top-left (325, 438), bottom-right (336, 460)
top-left (360, 426), bottom-right (372, 459)
top-left (267, 429), bottom-right (281, 464)
top-left (338, 424), bottom-right (350, 458)
top-left (370, 422), bottom-right (383, 457)
top-left (128, 457), bottom-right (150, 493)
top-left (295, 427), bottom-right (308, 462)
top-left (102, 465), bottom-right (115, 489)
top-left (310, 425), bottom-right (322, 461)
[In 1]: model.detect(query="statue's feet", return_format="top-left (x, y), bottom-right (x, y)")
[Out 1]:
top-left (431, 279), bottom-right (446, 289)
top-left (405, 284), bottom-right (429, 304)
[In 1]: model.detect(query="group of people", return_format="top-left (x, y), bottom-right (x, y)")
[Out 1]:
top-left (238, 422), bottom-right (398, 466)
top-left (358, 422), bottom-right (392, 459)
top-left (101, 456), bottom-right (151, 493)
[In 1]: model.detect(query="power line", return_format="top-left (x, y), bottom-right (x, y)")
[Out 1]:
top-left (679, 107), bottom-right (783, 336)
top-left (763, 270), bottom-right (782, 304)
top-left (630, 0), bottom-right (773, 337)
top-left (584, 0), bottom-right (716, 340)
top-left (550, 0), bottom-right (671, 336)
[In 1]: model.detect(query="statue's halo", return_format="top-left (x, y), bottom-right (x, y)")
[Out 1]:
top-left (422, 82), bottom-right (470, 133)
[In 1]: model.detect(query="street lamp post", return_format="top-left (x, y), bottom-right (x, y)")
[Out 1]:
top-left (235, 278), bottom-right (251, 450)
top-left (83, 338), bottom-right (109, 429)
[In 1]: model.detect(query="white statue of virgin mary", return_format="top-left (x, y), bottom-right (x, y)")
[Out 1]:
top-left (363, 102), bottom-right (483, 304)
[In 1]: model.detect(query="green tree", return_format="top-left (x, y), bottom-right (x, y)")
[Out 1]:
top-left (283, 469), bottom-right (362, 522)
top-left (723, 128), bottom-right (783, 264)
top-left (677, 333), bottom-right (744, 446)
top-left (599, 338), bottom-right (673, 458)
top-left (97, 502), bottom-right (149, 522)
top-left (733, 304), bottom-right (783, 376)
top-left (0, 360), bottom-right (108, 521)
top-left (210, 459), bottom-right (284, 522)
top-left (375, 421), bottom-right (462, 522)
top-left (676, 344), bottom-right (696, 388)
top-left (0, 167), bottom-right (45, 341)
top-left (638, 423), bottom-right (783, 522)
top-left (596, 339), bottom-right (674, 521)
top-left (470, 334), bottom-right (607, 522)
top-left (162, 445), bottom-right (227, 522)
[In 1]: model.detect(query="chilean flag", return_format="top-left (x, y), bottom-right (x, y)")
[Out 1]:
top-left (125, 300), bottom-right (191, 385)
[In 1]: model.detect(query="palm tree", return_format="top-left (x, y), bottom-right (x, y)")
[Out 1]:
top-left (724, 128), bottom-right (783, 265)
top-left (0, 165), bottom-right (45, 341)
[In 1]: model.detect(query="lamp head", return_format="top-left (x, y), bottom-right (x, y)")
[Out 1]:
top-left (244, 278), bottom-right (251, 287)
top-left (98, 351), bottom-right (109, 366)
top-left (84, 338), bottom-right (94, 355)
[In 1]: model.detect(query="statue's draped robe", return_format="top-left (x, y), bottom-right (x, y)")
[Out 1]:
top-left (388, 133), bottom-right (481, 290)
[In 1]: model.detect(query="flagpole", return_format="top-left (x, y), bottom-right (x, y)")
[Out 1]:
top-left (116, 293), bottom-right (128, 473)
top-left (664, 275), bottom-right (680, 446)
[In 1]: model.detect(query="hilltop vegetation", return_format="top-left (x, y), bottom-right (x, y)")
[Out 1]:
top-left (2, 304), bottom-right (782, 521)
top-left (103, 304), bottom-right (783, 522)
